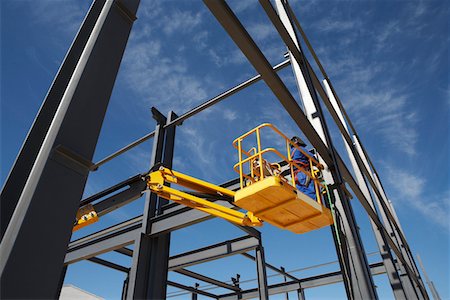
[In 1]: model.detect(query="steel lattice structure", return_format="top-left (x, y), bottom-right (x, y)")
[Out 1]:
top-left (0, 0), bottom-right (430, 299)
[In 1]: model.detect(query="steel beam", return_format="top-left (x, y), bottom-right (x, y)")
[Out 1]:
top-left (168, 281), bottom-right (218, 299)
top-left (0, 1), bottom-right (140, 298)
top-left (87, 257), bottom-right (129, 273)
top-left (241, 253), bottom-right (301, 283)
top-left (169, 235), bottom-right (260, 271)
top-left (65, 216), bottom-right (141, 264)
top-left (218, 262), bottom-right (386, 300)
top-left (175, 269), bottom-right (240, 291)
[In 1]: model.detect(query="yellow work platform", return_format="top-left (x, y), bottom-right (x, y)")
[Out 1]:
top-left (234, 176), bottom-right (333, 234)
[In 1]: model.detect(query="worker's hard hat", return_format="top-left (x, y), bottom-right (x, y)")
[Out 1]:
top-left (291, 136), bottom-right (306, 147)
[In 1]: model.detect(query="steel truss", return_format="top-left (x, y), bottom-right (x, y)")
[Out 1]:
top-left (0, 0), bottom-right (429, 299)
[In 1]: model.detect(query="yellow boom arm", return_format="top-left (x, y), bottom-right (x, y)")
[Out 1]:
top-left (146, 166), bottom-right (262, 227)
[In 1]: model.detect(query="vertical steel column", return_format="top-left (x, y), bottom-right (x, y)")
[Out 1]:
top-left (274, 1), bottom-right (377, 299)
top-left (323, 80), bottom-right (409, 299)
top-left (127, 109), bottom-right (166, 299)
top-left (297, 288), bottom-right (305, 300)
top-left (121, 274), bottom-right (130, 300)
top-left (127, 108), bottom-right (178, 299)
top-left (354, 137), bottom-right (424, 299)
top-left (417, 255), bottom-right (442, 300)
top-left (0, 0), bottom-right (106, 241)
top-left (255, 244), bottom-right (269, 300)
top-left (372, 170), bottom-right (424, 284)
top-left (0, 1), bottom-right (139, 298)
top-left (281, 266), bottom-right (290, 300)
top-left (192, 283), bottom-right (200, 300)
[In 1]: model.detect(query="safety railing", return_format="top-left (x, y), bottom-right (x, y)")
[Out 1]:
top-left (232, 123), bottom-right (325, 204)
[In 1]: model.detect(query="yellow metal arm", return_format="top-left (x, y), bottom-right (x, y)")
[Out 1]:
top-left (146, 167), bottom-right (262, 227)
top-left (73, 204), bottom-right (98, 232)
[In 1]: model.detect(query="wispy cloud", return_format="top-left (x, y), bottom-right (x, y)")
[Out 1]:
top-left (123, 39), bottom-right (208, 114)
top-left (384, 165), bottom-right (450, 232)
top-left (314, 18), bottom-right (361, 33)
top-left (247, 22), bottom-right (276, 41)
top-left (25, 0), bottom-right (86, 34)
top-left (162, 10), bottom-right (203, 35)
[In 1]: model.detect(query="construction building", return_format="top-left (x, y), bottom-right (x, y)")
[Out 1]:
top-left (0, 0), bottom-right (441, 299)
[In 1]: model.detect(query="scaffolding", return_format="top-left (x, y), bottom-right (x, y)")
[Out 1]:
top-left (0, 0), bottom-right (431, 299)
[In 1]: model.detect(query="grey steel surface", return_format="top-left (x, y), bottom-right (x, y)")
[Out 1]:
top-left (0, 0), bottom-right (106, 241)
top-left (0, 0), bottom-right (140, 298)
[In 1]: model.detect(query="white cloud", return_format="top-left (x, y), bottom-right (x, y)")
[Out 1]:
top-left (385, 165), bottom-right (450, 232)
top-left (319, 51), bottom-right (419, 156)
top-left (222, 108), bottom-right (238, 121)
top-left (162, 10), bottom-right (203, 35)
top-left (231, 0), bottom-right (258, 13)
top-left (247, 22), bottom-right (275, 41)
top-left (314, 19), bottom-right (361, 33)
top-left (122, 39), bottom-right (208, 114)
top-left (26, 0), bottom-right (85, 34)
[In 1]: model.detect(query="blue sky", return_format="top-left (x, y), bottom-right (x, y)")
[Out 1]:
top-left (1, 0), bottom-right (449, 299)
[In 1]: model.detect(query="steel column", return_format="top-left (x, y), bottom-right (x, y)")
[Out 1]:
top-left (255, 245), bottom-right (269, 300)
top-left (0, 0), bottom-right (106, 240)
top-left (126, 108), bottom-right (172, 299)
top-left (271, 1), bottom-right (377, 298)
top-left (323, 79), bottom-right (409, 299)
top-left (0, 0), bottom-right (139, 298)
top-left (353, 137), bottom-right (423, 299)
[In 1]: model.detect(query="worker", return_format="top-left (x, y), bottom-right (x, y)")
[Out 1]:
top-left (290, 136), bottom-right (317, 200)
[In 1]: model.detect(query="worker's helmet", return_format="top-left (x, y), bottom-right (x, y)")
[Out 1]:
top-left (291, 136), bottom-right (306, 147)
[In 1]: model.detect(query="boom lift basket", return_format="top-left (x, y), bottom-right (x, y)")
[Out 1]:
top-left (232, 124), bottom-right (333, 234)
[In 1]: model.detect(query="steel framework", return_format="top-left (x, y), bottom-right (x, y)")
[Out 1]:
top-left (0, 0), bottom-right (430, 299)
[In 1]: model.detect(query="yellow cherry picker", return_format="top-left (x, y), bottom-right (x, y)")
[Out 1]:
top-left (73, 124), bottom-right (333, 234)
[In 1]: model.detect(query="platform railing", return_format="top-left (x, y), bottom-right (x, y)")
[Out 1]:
top-left (232, 123), bottom-right (325, 204)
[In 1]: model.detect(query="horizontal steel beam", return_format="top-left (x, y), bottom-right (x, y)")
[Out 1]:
top-left (79, 174), bottom-right (143, 206)
top-left (94, 181), bottom-right (146, 217)
top-left (241, 253), bottom-right (300, 283)
top-left (87, 257), bottom-right (129, 273)
top-left (65, 216), bottom-right (142, 264)
top-left (169, 235), bottom-right (259, 271)
top-left (168, 280), bottom-right (218, 299)
top-left (66, 205), bottom-right (259, 265)
top-left (175, 268), bottom-right (240, 291)
top-left (218, 262), bottom-right (386, 300)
